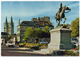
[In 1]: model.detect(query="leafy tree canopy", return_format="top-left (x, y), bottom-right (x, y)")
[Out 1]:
top-left (71, 17), bottom-right (79, 38)
top-left (35, 28), bottom-right (42, 38)
top-left (23, 26), bottom-right (50, 42)
top-left (23, 27), bottom-right (35, 41)
top-left (42, 26), bottom-right (49, 33)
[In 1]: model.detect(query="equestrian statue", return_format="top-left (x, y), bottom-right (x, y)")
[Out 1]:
top-left (54, 3), bottom-right (71, 26)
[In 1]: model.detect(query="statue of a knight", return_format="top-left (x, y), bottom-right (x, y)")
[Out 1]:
top-left (56, 3), bottom-right (62, 19)
top-left (58, 3), bottom-right (62, 13)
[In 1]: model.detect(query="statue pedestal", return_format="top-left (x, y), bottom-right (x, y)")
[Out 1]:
top-left (41, 27), bottom-right (72, 54)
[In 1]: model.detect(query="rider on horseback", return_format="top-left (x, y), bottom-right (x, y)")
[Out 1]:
top-left (54, 3), bottom-right (71, 26)
top-left (58, 3), bottom-right (62, 13)
top-left (56, 3), bottom-right (62, 20)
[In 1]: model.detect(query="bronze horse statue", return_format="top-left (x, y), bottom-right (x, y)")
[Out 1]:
top-left (54, 5), bottom-right (71, 26)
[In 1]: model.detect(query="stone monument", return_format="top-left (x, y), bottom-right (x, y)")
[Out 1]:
top-left (40, 3), bottom-right (72, 54)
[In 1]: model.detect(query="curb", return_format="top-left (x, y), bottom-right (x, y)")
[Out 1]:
top-left (19, 47), bottom-right (30, 49)
top-left (16, 46), bottom-right (47, 54)
top-left (18, 47), bottom-right (34, 51)
top-left (18, 47), bottom-right (44, 54)
top-left (15, 46), bottom-right (51, 55)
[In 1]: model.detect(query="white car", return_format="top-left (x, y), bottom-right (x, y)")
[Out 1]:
top-left (6, 41), bottom-right (14, 47)
top-left (73, 42), bottom-right (79, 46)
top-left (40, 41), bottom-right (48, 44)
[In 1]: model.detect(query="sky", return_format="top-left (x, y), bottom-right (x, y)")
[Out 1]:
top-left (1, 1), bottom-right (79, 34)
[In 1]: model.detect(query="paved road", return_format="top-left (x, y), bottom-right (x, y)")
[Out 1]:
top-left (1, 45), bottom-right (49, 56)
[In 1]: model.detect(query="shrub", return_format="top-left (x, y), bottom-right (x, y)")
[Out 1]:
top-left (31, 46), bottom-right (39, 50)
top-left (19, 44), bottom-right (24, 47)
top-left (76, 46), bottom-right (79, 50)
top-left (75, 52), bottom-right (79, 56)
top-left (64, 50), bottom-right (79, 56)
top-left (39, 46), bottom-right (47, 50)
top-left (18, 43), bottom-right (26, 47)
top-left (24, 45), bottom-right (33, 48)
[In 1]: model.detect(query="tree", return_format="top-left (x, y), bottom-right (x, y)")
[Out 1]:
top-left (42, 26), bottom-right (50, 38)
top-left (5, 35), bottom-right (13, 43)
top-left (8, 35), bottom-right (13, 40)
top-left (23, 27), bottom-right (35, 42)
top-left (8, 35), bottom-right (13, 38)
top-left (42, 26), bottom-right (49, 33)
top-left (35, 28), bottom-right (42, 38)
top-left (71, 17), bottom-right (79, 38)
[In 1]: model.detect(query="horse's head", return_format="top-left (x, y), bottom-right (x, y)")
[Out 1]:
top-left (65, 6), bottom-right (71, 10)
top-left (64, 6), bottom-right (71, 13)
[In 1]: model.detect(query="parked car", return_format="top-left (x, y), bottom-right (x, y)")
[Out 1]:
top-left (71, 38), bottom-right (79, 48)
top-left (71, 38), bottom-right (78, 43)
top-left (40, 41), bottom-right (48, 44)
top-left (72, 42), bottom-right (79, 48)
top-left (6, 41), bottom-right (14, 47)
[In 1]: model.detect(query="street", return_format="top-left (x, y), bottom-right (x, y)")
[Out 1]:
top-left (1, 45), bottom-right (49, 56)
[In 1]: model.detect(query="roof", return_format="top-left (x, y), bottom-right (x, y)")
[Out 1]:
top-left (20, 21), bottom-right (39, 26)
top-left (38, 21), bottom-right (54, 27)
top-left (19, 21), bottom-right (54, 27)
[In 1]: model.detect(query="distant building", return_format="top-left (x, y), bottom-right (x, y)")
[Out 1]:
top-left (17, 16), bottom-right (54, 42)
top-left (4, 16), bottom-right (14, 36)
top-left (1, 32), bottom-right (9, 44)
top-left (1, 32), bottom-right (9, 38)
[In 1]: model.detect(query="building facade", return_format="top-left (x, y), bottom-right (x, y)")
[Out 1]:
top-left (4, 16), bottom-right (14, 36)
top-left (1, 32), bottom-right (9, 44)
top-left (17, 16), bottom-right (54, 43)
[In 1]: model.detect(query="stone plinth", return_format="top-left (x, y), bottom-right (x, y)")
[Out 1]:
top-left (41, 28), bottom-right (72, 54)
top-left (49, 28), bottom-right (72, 50)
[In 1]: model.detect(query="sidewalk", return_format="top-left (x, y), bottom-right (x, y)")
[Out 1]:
top-left (16, 46), bottom-right (45, 54)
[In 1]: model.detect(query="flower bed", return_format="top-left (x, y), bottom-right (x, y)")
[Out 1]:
top-left (18, 43), bottom-right (25, 47)
top-left (18, 43), bottom-right (48, 50)
top-left (39, 46), bottom-right (47, 50)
